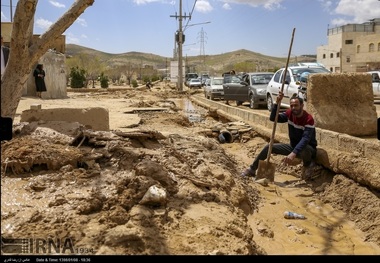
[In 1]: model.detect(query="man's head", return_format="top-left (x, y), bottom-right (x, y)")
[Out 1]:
top-left (290, 94), bottom-right (304, 117)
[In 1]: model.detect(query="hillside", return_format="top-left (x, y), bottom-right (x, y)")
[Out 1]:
top-left (65, 44), bottom-right (317, 75)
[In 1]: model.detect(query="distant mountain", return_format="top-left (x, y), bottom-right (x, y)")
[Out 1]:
top-left (65, 44), bottom-right (316, 74)
top-left (66, 44), bottom-right (171, 68)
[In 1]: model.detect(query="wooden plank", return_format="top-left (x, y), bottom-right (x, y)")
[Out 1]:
top-left (123, 107), bottom-right (167, 113)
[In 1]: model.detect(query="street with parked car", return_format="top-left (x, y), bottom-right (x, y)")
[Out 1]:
top-left (222, 72), bottom-right (274, 109)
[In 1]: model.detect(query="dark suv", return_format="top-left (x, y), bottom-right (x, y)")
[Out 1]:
top-left (222, 72), bottom-right (273, 108)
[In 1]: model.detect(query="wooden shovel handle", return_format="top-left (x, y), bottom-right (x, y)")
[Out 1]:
top-left (266, 28), bottom-right (296, 164)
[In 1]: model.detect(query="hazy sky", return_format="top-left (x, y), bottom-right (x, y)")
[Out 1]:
top-left (1, 0), bottom-right (380, 57)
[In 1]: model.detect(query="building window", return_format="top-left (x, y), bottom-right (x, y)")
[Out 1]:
top-left (346, 56), bottom-right (350, 63)
top-left (323, 54), bottom-right (326, 59)
top-left (356, 45), bottom-right (360, 53)
top-left (330, 53), bottom-right (333, 58)
top-left (336, 52), bottom-right (340, 58)
top-left (345, 39), bottom-right (353, 44)
top-left (369, 43), bottom-right (374, 52)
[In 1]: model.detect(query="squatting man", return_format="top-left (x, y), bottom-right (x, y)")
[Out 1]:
top-left (241, 91), bottom-right (320, 180)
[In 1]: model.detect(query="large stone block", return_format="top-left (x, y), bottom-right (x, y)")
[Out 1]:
top-left (307, 73), bottom-right (377, 136)
top-left (21, 107), bottom-right (109, 131)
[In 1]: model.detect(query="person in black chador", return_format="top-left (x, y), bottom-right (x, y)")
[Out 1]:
top-left (33, 64), bottom-right (47, 98)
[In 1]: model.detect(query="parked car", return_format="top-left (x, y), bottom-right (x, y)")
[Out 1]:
top-left (222, 72), bottom-right (241, 85)
top-left (188, 78), bottom-right (202, 89)
top-left (203, 77), bottom-right (224, 100)
top-left (222, 72), bottom-right (274, 108)
top-left (200, 73), bottom-right (210, 86)
top-left (367, 71), bottom-right (380, 99)
top-left (266, 66), bottom-right (331, 110)
top-left (185, 73), bottom-right (198, 81)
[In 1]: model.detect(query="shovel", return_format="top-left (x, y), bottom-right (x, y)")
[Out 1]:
top-left (256, 28), bottom-right (296, 182)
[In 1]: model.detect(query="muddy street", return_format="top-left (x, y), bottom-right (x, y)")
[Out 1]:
top-left (1, 83), bottom-right (380, 255)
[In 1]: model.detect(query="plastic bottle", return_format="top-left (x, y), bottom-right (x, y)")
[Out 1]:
top-left (284, 211), bottom-right (306, 219)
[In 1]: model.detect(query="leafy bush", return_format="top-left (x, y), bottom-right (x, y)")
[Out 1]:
top-left (132, 80), bottom-right (138, 88)
top-left (151, 75), bottom-right (160, 82)
top-left (70, 67), bottom-right (86, 88)
top-left (143, 76), bottom-right (150, 84)
top-left (99, 72), bottom-right (109, 88)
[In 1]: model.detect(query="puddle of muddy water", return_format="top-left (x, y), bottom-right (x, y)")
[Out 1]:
top-left (176, 98), bottom-right (207, 123)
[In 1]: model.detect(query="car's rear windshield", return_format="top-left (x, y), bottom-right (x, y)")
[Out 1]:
top-left (213, 79), bottom-right (223, 85)
top-left (251, 74), bottom-right (273, 85)
top-left (291, 67), bottom-right (330, 82)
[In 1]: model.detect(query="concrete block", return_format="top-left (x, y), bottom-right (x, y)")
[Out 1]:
top-left (20, 107), bottom-right (109, 131)
top-left (338, 134), bottom-right (365, 155)
top-left (30, 104), bottom-right (42, 110)
top-left (307, 73), bottom-right (377, 136)
top-left (364, 140), bottom-right (380, 161)
top-left (320, 129), bottom-right (340, 150)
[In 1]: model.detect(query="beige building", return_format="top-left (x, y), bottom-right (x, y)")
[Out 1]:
top-left (1, 22), bottom-right (65, 53)
top-left (317, 18), bottom-right (380, 73)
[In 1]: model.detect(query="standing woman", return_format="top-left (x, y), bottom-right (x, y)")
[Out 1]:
top-left (33, 64), bottom-right (47, 98)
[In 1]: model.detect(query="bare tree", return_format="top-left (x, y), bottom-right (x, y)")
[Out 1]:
top-left (1, 0), bottom-right (94, 119)
top-left (123, 63), bottom-right (136, 86)
top-left (104, 67), bottom-right (120, 85)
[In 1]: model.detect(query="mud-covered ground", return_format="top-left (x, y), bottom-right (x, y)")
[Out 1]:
top-left (1, 82), bottom-right (380, 255)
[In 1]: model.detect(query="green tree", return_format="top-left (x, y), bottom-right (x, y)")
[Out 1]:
top-left (234, 61), bottom-right (256, 73)
top-left (70, 67), bottom-right (87, 88)
top-left (66, 53), bottom-right (105, 88)
top-left (143, 76), bottom-right (150, 84)
top-left (131, 80), bottom-right (138, 88)
top-left (99, 72), bottom-right (109, 88)
top-left (151, 74), bottom-right (160, 82)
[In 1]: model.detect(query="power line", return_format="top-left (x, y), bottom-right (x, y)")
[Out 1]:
top-left (183, 0), bottom-right (197, 30)
top-left (198, 27), bottom-right (207, 58)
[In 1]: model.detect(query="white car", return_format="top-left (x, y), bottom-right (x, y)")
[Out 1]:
top-left (203, 77), bottom-right (224, 100)
top-left (367, 71), bottom-right (380, 99)
top-left (188, 78), bottom-right (202, 89)
top-left (266, 66), bottom-right (330, 110)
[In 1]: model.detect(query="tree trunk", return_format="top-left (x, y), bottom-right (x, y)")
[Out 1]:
top-left (1, 0), bottom-right (94, 119)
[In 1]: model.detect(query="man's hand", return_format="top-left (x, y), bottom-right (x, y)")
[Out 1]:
top-left (276, 91), bottom-right (284, 104)
top-left (282, 152), bottom-right (296, 165)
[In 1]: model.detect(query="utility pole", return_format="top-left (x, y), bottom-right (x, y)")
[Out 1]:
top-left (170, 0), bottom-right (191, 91)
top-left (166, 58), bottom-right (168, 79)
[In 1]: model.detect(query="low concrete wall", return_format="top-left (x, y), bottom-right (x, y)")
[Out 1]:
top-left (20, 107), bottom-right (109, 131)
top-left (191, 95), bottom-right (380, 191)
